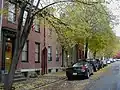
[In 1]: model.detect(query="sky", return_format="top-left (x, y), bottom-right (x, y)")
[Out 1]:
top-left (106, 0), bottom-right (120, 36)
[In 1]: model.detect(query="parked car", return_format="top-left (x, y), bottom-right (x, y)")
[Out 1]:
top-left (112, 59), bottom-right (116, 62)
top-left (102, 59), bottom-right (107, 67)
top-left (116, 59), bottom-right (120, 61)
top-left (87, 59), bottom-right (98, 72)
top-left (118, 59), bottom-right (120, 61)
top-left (66, 60), bottom-right (94, 80)
top-left (106, 59), bottom-right (111, 64)
top-left (96, 59), bottom-right (103, 70)
top-left (109, 58), bottom-right (114, 63)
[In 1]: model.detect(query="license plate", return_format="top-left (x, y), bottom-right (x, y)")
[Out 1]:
top-left (73, 73), bottom-right (77, 75)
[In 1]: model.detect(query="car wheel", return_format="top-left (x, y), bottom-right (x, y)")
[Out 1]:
top-left (86, 71), bottom-right (90, 79)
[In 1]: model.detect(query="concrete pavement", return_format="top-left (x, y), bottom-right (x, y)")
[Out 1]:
top-left (85, 61), bottom-right (120, 90)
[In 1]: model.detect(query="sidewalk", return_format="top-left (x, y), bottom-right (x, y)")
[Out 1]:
top-left (13, 71), bottom-right (66, 90)
top-left (44, 71), bottom-right (66, 77)
top-left (0, 71), bottom-right (66, 90)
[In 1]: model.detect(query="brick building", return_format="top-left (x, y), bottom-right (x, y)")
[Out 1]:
top-left (0, 0), bottom-right (84, 76)
top-left (0, 0), bottom-right (62, 76)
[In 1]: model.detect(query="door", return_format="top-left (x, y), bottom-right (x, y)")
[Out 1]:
top-left (41, 47), bottom-right (47, 75)
top-left (1, 29), bottom-right (16, 73)
top-left (5, 39), bottom-right (12, 73)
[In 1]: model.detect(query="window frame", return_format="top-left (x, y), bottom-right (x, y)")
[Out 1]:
top-left (33, 16), bottom-right (40, 33)
top-left (56, 48), bottom-right (59, 61)
top-left (48, 46), bottom-right (52, 61)
top-left (35, 23), bottom-right (40, 33)
top-left (8, 2), bottom-right (16, 23)
top-left (21, 41), bottom-right (29, 62)
top-left (35, 42), bottom-right (40, 63)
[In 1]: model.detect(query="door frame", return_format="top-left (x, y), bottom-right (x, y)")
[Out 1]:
top-left (1, 28), bottom-right (16, 74)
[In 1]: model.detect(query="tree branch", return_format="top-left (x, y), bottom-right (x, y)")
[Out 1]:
top-left (20, 0), bottom-right (34, 42)
top-left (31, 0), bottom-right (100, 18)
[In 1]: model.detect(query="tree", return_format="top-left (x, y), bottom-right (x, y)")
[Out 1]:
top-left (58, 2), bottom-right (112, 59)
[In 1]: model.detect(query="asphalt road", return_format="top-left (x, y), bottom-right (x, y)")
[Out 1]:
top-left (41, 61), bottom-right (120, 90)
top-left (85, 61), bottom-right (120, 90)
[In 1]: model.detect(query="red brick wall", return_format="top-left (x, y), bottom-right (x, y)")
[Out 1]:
top-left (1, 1), bottom-right (62, 71)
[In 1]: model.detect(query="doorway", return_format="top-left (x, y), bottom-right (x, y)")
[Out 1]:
top-left (41, 47), bottom-right (47, 75)
top-left (5, 38), bottom-right (13, 73)
top-left (1, 29), bottom-right (16, 74)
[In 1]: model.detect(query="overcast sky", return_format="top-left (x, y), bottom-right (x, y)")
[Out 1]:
top-left (106, 0), bottom-right (120, 36)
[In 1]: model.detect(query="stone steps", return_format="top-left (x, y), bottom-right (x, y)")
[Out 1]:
top-left (13, 71), bottom-right (26, 82)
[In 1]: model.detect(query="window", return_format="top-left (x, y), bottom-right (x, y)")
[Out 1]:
top-left (35, 22), bottom-right (40, 32)
top-left (56, 48), bottom-right (59, 61)
top-left (23, 11), bottom-right (28, 26)
top-left (33, 18), bottom-right (40, 32)
top-left (48, 28), bottom-right (52, 36)
top-left (48, 46), bottom-right (52, 61)
top-left (22, 41), bottom-right (28, 62)
top-left (8, 3), bottom-right (16, 23)
top-left (35, 42), bottom-right (40, 63)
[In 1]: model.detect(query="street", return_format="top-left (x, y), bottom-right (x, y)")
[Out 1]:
top-left (41, 61), bottom-right (120, 90)
top-left (85, 61), bottom-right (120, 90)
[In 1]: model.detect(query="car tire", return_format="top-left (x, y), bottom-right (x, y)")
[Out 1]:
top-left (85, 71), bottom-right (90, 79)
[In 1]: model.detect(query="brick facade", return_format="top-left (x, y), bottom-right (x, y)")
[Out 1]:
top-left (0, 0), bottom-right (62, 74)
top-left (0, 0), bottom-right (84, 75)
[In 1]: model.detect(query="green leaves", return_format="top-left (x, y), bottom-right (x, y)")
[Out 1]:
top-left (36, 0), bottom-right (117, 55)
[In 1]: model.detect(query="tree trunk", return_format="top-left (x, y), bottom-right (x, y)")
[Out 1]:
top-left (75, 44), bottom-right (78, 61)
top-left (61, 46), bottom-right (64, 67)
top-left (4, 4), bottom-right (27, 89)
top-left (72, 46), bottom-right (76, 63)
top-left (3, 1), bottom-right (34, 89)
top-left (65, 51), bottom-right (68, 67)
top-left (4, 51), bottom-right (20, 90)
top-left (93, 50), bottom-right (97, 59)
top-left (85, 38), bottom-right (88, 59)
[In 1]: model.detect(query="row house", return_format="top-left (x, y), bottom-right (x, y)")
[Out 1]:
top-left (0, 0), bottom-right (62, 76)
top-left (0, 0), bottom-right (85, 77)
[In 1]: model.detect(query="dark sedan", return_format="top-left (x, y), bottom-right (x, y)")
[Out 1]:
top-left (87, 60), bottom-right (98, 72)
top-left (66, 60), bottom-right (94, 80)
top-left (96, 59), bottom-right (103, 70)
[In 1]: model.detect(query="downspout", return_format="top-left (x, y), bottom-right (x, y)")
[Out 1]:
top-left (44, 16), bottom-right (47, 74)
